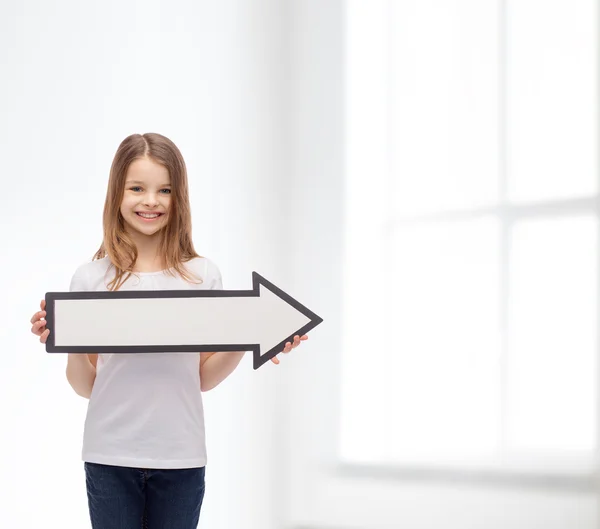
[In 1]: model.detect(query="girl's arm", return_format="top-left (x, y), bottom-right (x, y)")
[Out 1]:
top-left (66, 354), bottom-right (97, 399)
top-left (200, 351), bottom-right (246, 392)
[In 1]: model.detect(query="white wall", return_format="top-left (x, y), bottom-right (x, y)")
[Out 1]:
top-left (1, 1), bottom-right (292, 528)
top-left (284, 1), bottom-right (600, 528)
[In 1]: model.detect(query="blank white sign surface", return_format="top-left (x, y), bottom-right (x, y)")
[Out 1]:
top-left (55, 289), bottom-right (309, 348)
top-left (45, 272), bottom-right (323, 369)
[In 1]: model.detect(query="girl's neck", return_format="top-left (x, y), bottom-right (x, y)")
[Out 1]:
top-left (128, 231), bottom-right (166, 272)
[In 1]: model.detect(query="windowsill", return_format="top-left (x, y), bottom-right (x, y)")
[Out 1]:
top-left (331, 458), bottom-right (600, 491)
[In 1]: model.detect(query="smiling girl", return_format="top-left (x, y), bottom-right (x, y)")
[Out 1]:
top-left (29, 132), bottom-right (306, 529)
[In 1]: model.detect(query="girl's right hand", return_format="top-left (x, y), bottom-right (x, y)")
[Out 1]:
top-left (30, 299), bottom-right (50, 344)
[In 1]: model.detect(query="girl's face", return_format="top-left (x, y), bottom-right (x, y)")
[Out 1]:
top-left (120, 157), bottom-right (172, 237)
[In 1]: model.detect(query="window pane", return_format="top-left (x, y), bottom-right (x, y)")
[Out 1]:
top-left (389, 218), bottom-right (502, 463)
top-left (340, 0), bottom-right (390, 464)
top-left (391, 0), bottom-right (500, 215)
top-left (507, 216), bottom-right (597, 454)
top-left (339, 227), bottom-right (388, 464)
top-left (506, 0), bottom-right (597, 202)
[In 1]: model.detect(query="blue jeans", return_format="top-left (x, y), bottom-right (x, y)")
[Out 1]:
top-left (84, 462), bottom-right (206, 529)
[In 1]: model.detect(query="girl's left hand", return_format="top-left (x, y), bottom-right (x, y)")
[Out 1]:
top-left (271, 334), bottom-right (308, 364)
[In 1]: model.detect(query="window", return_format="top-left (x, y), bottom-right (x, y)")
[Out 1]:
top-left (341, 0), bottom-right (598, 473)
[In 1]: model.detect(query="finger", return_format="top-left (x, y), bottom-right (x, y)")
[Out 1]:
top-left (31, 321), bottom-right (46, 336)
top-left (30, 310), bottom-right (46, 325)
top-left (40, 329), bottom-right (50, 344)
top-left (40, 299), bottom-right (46, 310)
top-left (300, 335), bottom-right (308, 340)
top-left (271, 356), bottom-right (280, 364)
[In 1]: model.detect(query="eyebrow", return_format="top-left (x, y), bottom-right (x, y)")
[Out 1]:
top-left (126, 180), bottom-right (171, 186)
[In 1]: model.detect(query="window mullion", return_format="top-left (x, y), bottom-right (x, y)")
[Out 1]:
top-left (499, 0), bottom-right (508, 466)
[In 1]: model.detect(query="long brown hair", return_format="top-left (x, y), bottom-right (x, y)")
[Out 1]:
top-left (93, 133), bottom-right (203, 291)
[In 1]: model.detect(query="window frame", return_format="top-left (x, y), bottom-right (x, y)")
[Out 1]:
top-left (339, 0), bottom-right (600, 488)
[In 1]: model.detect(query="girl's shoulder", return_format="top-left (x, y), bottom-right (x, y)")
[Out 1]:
top-left (69, 257), bottom-right (111, 292)
top-left (85, 256), bottom-right (112, 279)
top-left (184, 256), bottom-right (222, 283)
top-left (184, 257), bottom-right (223, 289)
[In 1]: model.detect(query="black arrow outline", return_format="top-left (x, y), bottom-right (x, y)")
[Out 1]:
top-left (44, 271), bottom-right (323, 369)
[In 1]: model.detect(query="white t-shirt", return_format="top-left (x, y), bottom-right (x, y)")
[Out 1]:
top-left (68, 255), bottom-right (223, 469)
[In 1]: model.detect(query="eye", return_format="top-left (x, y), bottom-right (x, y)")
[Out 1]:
top-left (129, 187), bottom-right (171, 194)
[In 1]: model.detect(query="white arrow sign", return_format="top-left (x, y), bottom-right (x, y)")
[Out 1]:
top-left (45, 272), bottom-right (323, 369)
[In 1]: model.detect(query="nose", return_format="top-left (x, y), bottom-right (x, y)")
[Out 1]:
top-left (142, 193), bottom-right (160, 208)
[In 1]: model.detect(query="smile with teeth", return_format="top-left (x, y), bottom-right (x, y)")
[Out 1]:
top-left (136, 212), bottom-right (163, 220)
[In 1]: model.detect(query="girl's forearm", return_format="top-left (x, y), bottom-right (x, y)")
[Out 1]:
top-left (200, 351), bottom-right (246, 391)
top-left (66, 354), bottom-right (96, 399)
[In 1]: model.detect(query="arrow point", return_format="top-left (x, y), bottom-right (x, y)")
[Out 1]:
top-left (250, 272), bottom-right (323, 369)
